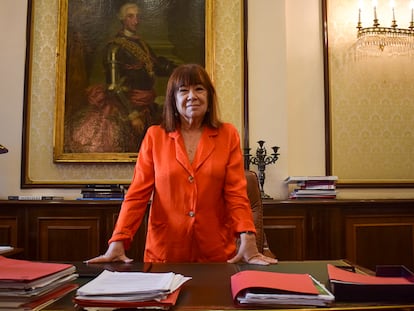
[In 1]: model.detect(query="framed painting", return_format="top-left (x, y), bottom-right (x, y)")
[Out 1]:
top-left (22, 0), bottom-right (244, 187)
top-left (53, 0), bottom-right (214, 163)
top-left (322, 0), bottom-right (414, 186)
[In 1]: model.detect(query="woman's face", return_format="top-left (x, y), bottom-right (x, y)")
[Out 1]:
top-left (175, 84), bottom-right (208, 124)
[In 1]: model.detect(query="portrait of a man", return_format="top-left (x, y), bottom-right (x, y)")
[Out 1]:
top-left (61, 1), bottom-right (205, 156)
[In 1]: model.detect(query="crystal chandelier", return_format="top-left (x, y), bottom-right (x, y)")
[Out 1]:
top-left (355, 0), bottom-right (414, 56)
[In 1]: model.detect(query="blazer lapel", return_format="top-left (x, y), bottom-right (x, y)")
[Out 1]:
top-left (170, 131), bottom-right (193, 174)
top-left (170, 127), bottom-right (218, 173)
top-left (193, 127), bottom-right (217, 171)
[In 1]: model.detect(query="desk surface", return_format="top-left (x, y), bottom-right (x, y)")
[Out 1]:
top-left (46, 260), bottom-right (414, 311)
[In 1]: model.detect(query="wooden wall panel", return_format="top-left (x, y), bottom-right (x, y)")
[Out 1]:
top-left (37, 217), bottom-right (100, 261)
top-left (263, 216), bottom-right (305, 260)
top-left (0, 217), bottom-right (18, 246)
top-left (345, 215), bottom-right (414, 271)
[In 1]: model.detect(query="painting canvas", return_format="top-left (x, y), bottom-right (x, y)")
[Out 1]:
top-left (54, 0), bottom-right (210, 162)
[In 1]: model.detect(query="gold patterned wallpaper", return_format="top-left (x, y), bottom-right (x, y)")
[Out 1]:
top-left (25, 0), bottom-right (243, 185)
top-left (327, 0), bottom-right (414, 184)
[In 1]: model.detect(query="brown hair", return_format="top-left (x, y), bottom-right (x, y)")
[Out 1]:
top-left (161, 64), bottom-right (222, 132)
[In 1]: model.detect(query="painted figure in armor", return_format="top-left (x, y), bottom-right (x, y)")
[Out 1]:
top-left (104, 2), bottom-right (176, 151)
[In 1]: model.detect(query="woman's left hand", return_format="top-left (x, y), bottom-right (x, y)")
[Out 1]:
top-left (227, 232), bottom-right (278, 265)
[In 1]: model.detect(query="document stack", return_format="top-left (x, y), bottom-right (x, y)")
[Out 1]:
top-left (0, 256), bottom-right (78, 311)
top-left (78, 184), bottom-right (125, 200)
top-left (73, 270), bottom-right (192, 310)
top-left (231, 270), bottom-right (334, 307)
top-left (285, 176), bottom-right (338, 199)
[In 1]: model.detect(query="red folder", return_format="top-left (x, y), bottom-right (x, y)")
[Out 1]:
top-left (0, 255), bottom-right (75, 289)
top-left (21, 283), bottom-right (78, 310)
top-left (328, 264), bottom-right (414, 285)
top-left (231, 270), bottom-right (319, 299)
top-left (328, 264), bottom-right (414, 302)
top-left (73, 287), bottom-right (181, 310)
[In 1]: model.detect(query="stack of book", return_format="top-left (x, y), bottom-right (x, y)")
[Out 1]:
top-left (285, 176), bottom-right (338, 199)
top-left (231, 270), bottom-right (334, 307)
top-left (78, 184), bottom-right (125, 200)
top-left (73, 270), bottom-right (191, 310)
top-left (0, 256), bottom-right (78, 310)
top-left (7, 196), bottom-right (64, 201)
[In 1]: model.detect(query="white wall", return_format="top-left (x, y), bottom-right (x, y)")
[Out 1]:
top-left (0, 1), bottom-right (30, 197)
top-left (248, 0), bottom-right (325, 199)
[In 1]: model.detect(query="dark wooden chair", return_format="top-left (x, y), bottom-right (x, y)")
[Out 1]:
top-left (245, 170), bottom-right (276, 258)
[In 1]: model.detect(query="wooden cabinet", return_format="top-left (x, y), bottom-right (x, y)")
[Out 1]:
top-left (1, 199), bottom-right (414, 270)
top-left (263, 199), bottom-right (414, 271)
top-left (0, 200), bottom-right (146, 262)
top-left (0, 207), bottom-right (24, 251)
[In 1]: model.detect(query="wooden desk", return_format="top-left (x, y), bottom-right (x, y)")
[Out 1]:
top-left (2, 199), bottom-right (414, 270)
top-left (45, 260), bottom-right (414, 310)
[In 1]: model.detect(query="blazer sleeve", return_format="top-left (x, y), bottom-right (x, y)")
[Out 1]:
top-left (222, 124), bottom-right (257, 235)
top-left (108, 127), bottom-right (156, 249)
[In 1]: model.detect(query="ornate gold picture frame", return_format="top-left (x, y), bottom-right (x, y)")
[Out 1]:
top-left (22, 0), bottom-right (245, 187)
top-left (53, 0), bottom-right (214, 163)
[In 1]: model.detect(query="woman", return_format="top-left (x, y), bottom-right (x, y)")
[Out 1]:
top-left (86, 64), bottom-right (277, 265)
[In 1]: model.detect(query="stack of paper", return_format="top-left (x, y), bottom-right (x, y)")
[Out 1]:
top-left (0, 246), bottom-right (14, 255)
top-left (231, 270), bottom-right (334, 307)
top-left (285, 176), bottom-right (338, 199)
top-left (77, 184), bottom-right (125, 200)
top-left (73, 270), bottom-right (192, 310)
top-left (0, 256), bottom-right (78, 310)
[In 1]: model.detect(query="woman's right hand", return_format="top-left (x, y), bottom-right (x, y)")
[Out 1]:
top-left (84, 241), bottom-right (133, 264)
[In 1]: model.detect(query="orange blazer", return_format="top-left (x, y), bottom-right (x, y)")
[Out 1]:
top-left (109, 123), bottom-right (256, 262)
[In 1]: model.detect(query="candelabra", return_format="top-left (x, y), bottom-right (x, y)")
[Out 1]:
top-left (0, 144), bottom-right (8, 154)
top-left (244, 140), bottom-right (280, 199)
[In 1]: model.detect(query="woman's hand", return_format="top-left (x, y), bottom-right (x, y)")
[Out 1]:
top-left (227, 233), bottom-right (278, 265)
top-left (84, 241), bottom-right (133, 264)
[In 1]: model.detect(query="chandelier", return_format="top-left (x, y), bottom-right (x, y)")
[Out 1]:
top-left (355, 0), bottom-right (414, 56)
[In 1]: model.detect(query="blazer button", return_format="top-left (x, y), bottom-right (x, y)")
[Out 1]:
top-left (188, 176), bottom-right (194, 183)
top-left (188, 211), bottom-right (195, 217)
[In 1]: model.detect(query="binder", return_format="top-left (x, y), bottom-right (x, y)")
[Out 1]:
top-left (328, 264), bottom-right (414, 302)
top-left (231, 270), bottom-right (334, 307)
top-left (0, 256), bottom-right (76, 289)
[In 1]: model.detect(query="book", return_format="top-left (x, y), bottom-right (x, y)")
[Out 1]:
top-left (81, 188), bottom-right (124, 193)
top-left (7, 196), bottom-right (64, 201)
top-left (284, 176), bottom-right (338, 183)
top-left (79, 184), bottom-right (125, 200)
top-left (73, 270), bottom-right (191, 310)
top-left (76, 197), bottom-right (124, 201)
top-left (293, 189), bottom-right (337, 195)
top-left (297, 180), bottom-right (336, 190)
top-left (80, 192), bottom-right (124, 198)
top-left (231, 270), bottom-right (334, 307)
top-left (81, 185), bottom-right (125, 193)
top-left (285, 176), bottom-right (338, 199)
top-left (289, 189), bottom-right (337, 199)
top-left (83, 184), bottom-right (124, 189)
